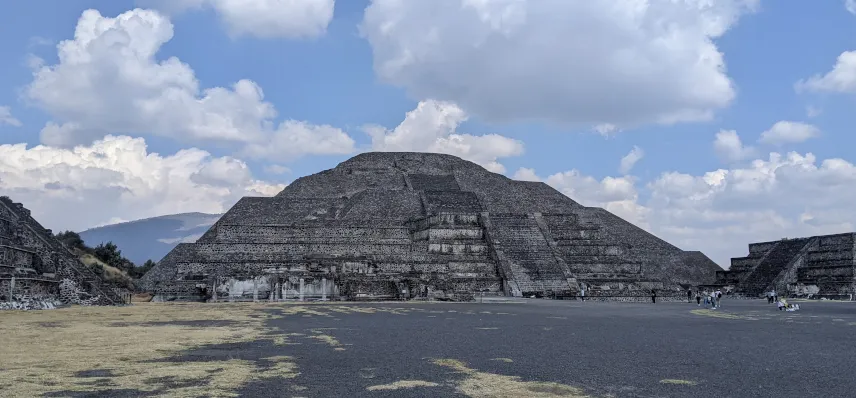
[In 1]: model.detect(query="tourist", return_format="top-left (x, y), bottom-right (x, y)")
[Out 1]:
top-left (715, 289), bottom-right (723, 308)
top-left (695, 291), bottom-right (702, 306)
top-left (651, 289), bottom-right (657, 303)
top-left (709, 291), bottom-right (717, 309)
top-left (687, 289), bottom-right (693, 303)
top-left (767, 291), bottom-right (772, 304)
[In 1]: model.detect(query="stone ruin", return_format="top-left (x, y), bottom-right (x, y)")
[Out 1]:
top-left (712, 233), bottom-right (856, 300)
top-left (0, 196), bottom-right (124, 310)
top-left (141, 152), bottom-right (722, 302)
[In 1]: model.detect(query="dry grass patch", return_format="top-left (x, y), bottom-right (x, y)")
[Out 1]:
top-left (690, 309), bottom-right (752, 320)
top-left (660, 379), bottom-right (698, 386)
top-left (366, 380), bottom-right (440, 391)
top-left (0, 302), bottom-right (296, 397)
top-left (308, 329), bottom-right (344, 350)
top-left (491, 358), bottom-right (513, 363)
top-left (432, 358), bottom-right (590, 397)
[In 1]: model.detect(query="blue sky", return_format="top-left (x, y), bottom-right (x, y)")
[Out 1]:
top-left (1, 0), bottom-right (856, 266)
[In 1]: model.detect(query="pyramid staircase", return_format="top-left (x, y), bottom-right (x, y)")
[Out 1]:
top-left (484, 213), bottom-right (571, 295)
top-left (737, 238), bottom-right (813, 297)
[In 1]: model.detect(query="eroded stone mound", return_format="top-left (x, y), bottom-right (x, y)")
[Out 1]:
top-left (142, 152), bottom-right (721, 302)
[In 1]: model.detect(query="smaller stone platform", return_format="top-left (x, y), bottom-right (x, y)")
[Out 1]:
top-left (715, 233), bottom-right (856, 300)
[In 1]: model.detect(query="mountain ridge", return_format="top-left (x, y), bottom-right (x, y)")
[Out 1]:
top-left (79, 212), bottom-right (222, 265)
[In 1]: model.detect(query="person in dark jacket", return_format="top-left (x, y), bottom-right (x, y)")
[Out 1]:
top-left (651, 289), bottom-right (657, 303)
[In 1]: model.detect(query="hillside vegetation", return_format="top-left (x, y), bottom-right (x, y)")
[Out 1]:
top-left (54, 230), bottom-right (154, 291)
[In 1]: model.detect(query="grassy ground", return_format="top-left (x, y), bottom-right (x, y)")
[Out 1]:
top-left (2, 299), bottom-right (855, 397)
top-left (0, 303), bottom-right (294, 397)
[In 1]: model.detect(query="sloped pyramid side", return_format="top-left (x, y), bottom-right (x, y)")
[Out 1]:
top-left (0, 196), bottom-right (123, 306)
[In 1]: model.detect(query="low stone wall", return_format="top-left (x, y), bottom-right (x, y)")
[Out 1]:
top-left (1, 277), bottom-right (62, 310)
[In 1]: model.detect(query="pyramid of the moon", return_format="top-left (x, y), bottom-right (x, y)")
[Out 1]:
top-left (1, 196), bottom-right (123, 309)
top-left (141, 152), bottom-right (722, 302)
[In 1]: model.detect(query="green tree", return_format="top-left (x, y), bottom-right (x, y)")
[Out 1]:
top-left (55, 230), bottom-right (86, 251)
top-left (94, 241), bottom-right (128, 271)
top-left (129, 259), bottom-right (156, 279)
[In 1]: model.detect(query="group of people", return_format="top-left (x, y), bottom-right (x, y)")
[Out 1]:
top-left (690, 289), bottom-right (723, 309)
top-left (769, 290), bottom-right (800, 311)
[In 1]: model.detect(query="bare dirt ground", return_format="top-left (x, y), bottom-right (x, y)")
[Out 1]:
top-left (1, 298), bottom-right (854, 397)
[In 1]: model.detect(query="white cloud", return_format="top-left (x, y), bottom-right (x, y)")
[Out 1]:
top-left (714, 130), bottom-right (755, 163)
top-left (138, 0), bottom-right (335, 38)
top-left (366, 100), bottom-right (524, 173)
top-left (759, 121), bottom-right (820, 145)
top-left (0, 135), bottom-right (285, 232)
top-left (806, 105), bottom-right (822, 118)
top-left (594, 123), bottom-right (620, 137)
top-left (544, 171), bottom-right (646, 226)
top-left (25, 9), bottom-right (354, 161)
top-left (0, 106), bottom-right (22, 127)
top-left (847, 0), bottom-right (856, 15)
top-left (361, 0), bottom-right (758, 127)
top-left (796, 51), bottom-right (856, 93)
top-left (521, 149), bottom-right (856, 268)
top-left (619, 146), bottom-right (644, 174)
top-left (512, 167), bottom-right (540, 182)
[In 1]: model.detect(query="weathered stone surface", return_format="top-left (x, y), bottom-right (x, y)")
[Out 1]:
top-left (142, 152), bottom-right (721, 301)
top-left (715, 233), bottom-right (856, 300)
top-left (0, 196), bottom-right (122, 309)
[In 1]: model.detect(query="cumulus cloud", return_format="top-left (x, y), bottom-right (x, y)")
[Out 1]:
top-left (138, 0), bottom-right (335, 38)
top-left (366, 100), bottom-right (524, 173)
top-left (714, 130), bottom-right (755, 164)
top-left (0, 135), bottom-right (285, 232)
top-left (759, 121), bottom-right (820, 145)
top-left (361, 0), bottom-right (758, 128)
top-left (24, 8), bottom-right (354, 161)
top-left (796, 51), bottom-right (856, 93)
top-left (847, 0), bottom-right (856, 14)
top-left (520, 149), bottom-right (856, 268)
top-left (0, 106), bottom-right (22, 127)
top-left (619, 146), bottom-right (644, 174)
top-left (512, 167), bottom-right (540, 182)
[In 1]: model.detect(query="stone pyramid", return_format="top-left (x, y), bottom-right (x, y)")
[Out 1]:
top-left (1, 196), bottom-right (123, 309)
top-left (142, 152), bottom-right (721, 302)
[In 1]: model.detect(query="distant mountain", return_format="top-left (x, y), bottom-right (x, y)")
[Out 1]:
top-left (79, 212), bottom-right (222, 265)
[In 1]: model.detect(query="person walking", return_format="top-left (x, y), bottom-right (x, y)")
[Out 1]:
top-left (709, 290), bottom-right (717, 309)
top-left (715, 289), bottom-right (722, 308)
top-left (651, 289), bottom-right (657, 303)
top-left (687, 289), bottom-right (693, 303)
top-left (695, 291), bottom-right (702, 306)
